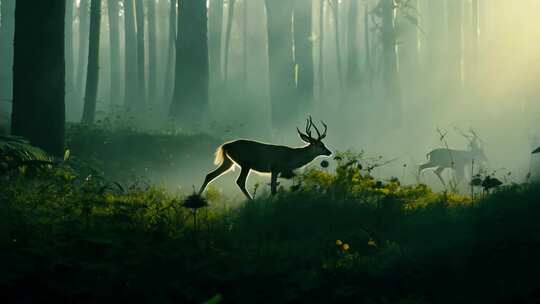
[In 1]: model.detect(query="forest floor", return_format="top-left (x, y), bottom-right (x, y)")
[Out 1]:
top-left (1, 125), bottom-right (540, 303)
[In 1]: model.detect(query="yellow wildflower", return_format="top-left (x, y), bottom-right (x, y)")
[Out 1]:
top-left (342, 243), bottom-right (350, 251)
top-left (336, 240), bottom-right (343, 246)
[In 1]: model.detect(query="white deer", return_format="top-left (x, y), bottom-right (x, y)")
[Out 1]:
top-left (198, 117), bottom-right (332, 200)
top-left (419, 129), bottom-right (487, 186)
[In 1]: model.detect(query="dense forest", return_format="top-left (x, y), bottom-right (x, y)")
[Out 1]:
top-left (1, 0), bottom-right (540, 303)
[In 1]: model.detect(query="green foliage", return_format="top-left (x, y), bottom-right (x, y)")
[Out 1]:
top-left (1, 145), bottom-right (540, 303)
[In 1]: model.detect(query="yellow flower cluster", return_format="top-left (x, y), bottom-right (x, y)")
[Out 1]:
top-left (336, 240), bottom-right (350, 251)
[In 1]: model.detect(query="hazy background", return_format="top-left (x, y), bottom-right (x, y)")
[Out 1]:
top-left (1, 0), bottom-right (540, 196)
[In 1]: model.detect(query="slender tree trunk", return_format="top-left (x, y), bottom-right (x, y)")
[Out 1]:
top-left (11, 0), bottom-right (66, 156)
top-left (381, 0), bottom-right (401, 125)
top-left (223, 0), bottom-right (236, 83)
top-left (209, 0), bottom-right (224, 88)
top-left (318, 0), bottom-right (325, 101)
top-left (364, 0), bottom-right (372, 88)
top-left (447, 0), bottom-right (463, 89)
top-left (265, 0), bottom-right (295, 128)
top-left (135, 0), bottom-right (146, 105)
top-left (0, 0), bottom-right (15, 105)
top-left (242, 0), bottom-right (248, 83)
top-left (75, 0), bottom-right (90, 102)
top-left (170, 0), bottom-right (209, 122)
top-left (108, 0), bottom-right (121, 105)
top-left (346, 0), bottom-right (359, 95)
top-left (81, 0), bottom-right (102, 124)
top-left (124, 0), bottom-right (138, 108)
top-left (65, 1), bottom-right (75, 105)
top-left (329, 0), bottom-right (344, 95)
top-left (164, 0), bottom-right (177, 103)
top-left (294, 0), bottom-right (314, 108)
top-left (147, 0), bottom-right (157, 102)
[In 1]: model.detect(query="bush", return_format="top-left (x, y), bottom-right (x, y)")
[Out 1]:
top-left (1, 142), bottom-right (540, 303)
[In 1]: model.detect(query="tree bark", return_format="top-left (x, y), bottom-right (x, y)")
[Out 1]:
top-left (147, 0), bottom-right (158, 102)
top-left (346, 0), bottom-right (359, 94)
top-left (265, 0), bottom-right (295, 128)
top-left (209, 0), bottom-right (223, 87)
top-left (223, 0), bottom-right (236, 83)
top-left (447, 0), bottom-right (463, 89)
top-left (242, 0), bottom-right (248, 83)
top-left (0, 0), bottom-right (15, 105)
top-left (124, 0), bottom-right (138, 108)
top-left (108, 0), bottom-right (121, 105)
top-left (294, 0), bottom-right (314, 108)
top-left (135, 0), bottom-right (146, 104)
top-left (170, 0), bottom-right (209, 122)
top-left (363, 0), bottom-right (372, 88)
top-left (329, 0), bottom-right (344, 96)
top-left (81, 0), bottom-right (102, 124)
top-left (11, 0), bottom-right (66, 156)
top-left (318, 0), bottom-right (325, 101)
top-left (65, 0), bottom-right (76, 105)
top-left (380, 0), bottom-right (401, 125)
top-left (75, 0), bottom-right (90, 102)
top-left (164, 0), bottom-right (177, 103)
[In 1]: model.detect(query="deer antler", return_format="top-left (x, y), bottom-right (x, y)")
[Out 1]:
top-left (298, 117), bottom-right (328, 141)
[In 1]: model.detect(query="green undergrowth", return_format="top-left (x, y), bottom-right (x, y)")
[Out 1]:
top-left (1, 150), bottom-right (540, 303)
top-left (66, 121), bottom-right (222, 186)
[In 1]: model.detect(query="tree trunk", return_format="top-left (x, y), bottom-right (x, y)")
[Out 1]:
top-left (223, 0), bottom-right (236, 83)
top-left (81, 0), bottom-right (102, 124)
top-left (108, 0), bottom-right (121, 104)
top-left (135, 0), bottom-right (146, 104)
top-left (242, 0), bottom-right (248, 83)
top-left (346, 0), bottom-right (359, 95)
top-left (380, 0), bottom-right (401, 125)
top-left (75, 0), bottom-right (90, 102)
top-left (11, 0), bottom-right (66, 156)
top-left (209, 0), bottom-right (223, 87)
top-left (318, 0), bottom-right (325, 101)
top-left (329, 0), bottom-right (344, 95)
top-left (65, 1), bottom-right (76, 105)
top-left (164, 0), bottom-right (177, 103)
top-left (124, 0), bottom-right (138, 108)
top-left (0, 0), bottom-right (15, 105)
top-left (265, 0), bottom-right (295, 128)
top-left (170, 0), bottom-right (209, 122)
top-left (294, 0), bottom-right (314, 108)
top-left (447, 0), bottom-right (463, 89)
top-left (364, 0), bottom-right (372, 88)
top-left (147, 0), bottom-right (157, 102)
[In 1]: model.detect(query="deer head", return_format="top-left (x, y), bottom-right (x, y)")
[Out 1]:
top-left (457, 127), bottom-right (487, 162)
top-left (297, 116), bottom-right (332, 156)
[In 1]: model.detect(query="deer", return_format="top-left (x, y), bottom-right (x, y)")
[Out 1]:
top-left (198, 117), bottom-right (332, 200)
top-left (419, 128), bottom-right (487, 186)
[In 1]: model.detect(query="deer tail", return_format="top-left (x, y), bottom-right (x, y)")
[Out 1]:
top-left (214, 146), bottom-right (225, 165)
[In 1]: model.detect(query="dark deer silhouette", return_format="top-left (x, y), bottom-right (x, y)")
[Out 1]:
top-left (199, 117), bottom-right (332, 200)
top-left (419, 129), bottom-right (487, 186)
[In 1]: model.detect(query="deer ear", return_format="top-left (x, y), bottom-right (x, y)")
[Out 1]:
top-left (299, 133), bottom-right (313, 143)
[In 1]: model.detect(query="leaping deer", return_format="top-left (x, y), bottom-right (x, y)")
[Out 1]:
top-left (198, 117), bottom-right (332, 200)
top-left (419, 128), bottom-right (487, 186)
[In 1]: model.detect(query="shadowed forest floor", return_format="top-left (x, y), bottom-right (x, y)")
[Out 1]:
top-left (1, 126), bottom-right (540, 303)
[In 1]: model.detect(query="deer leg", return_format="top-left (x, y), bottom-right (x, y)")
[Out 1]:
top-left (418, 163), bottom-right (431, 177)
top-left (270, 172), bottom-right (278, 195)
top-left (236, 167), bottom-right (253, 200)
top-left (455, 166), bottom-right (465, 184)
top-left (198, 156), bottom-right (234, 195)
top-left (434, 167), bottom-right (446, 187)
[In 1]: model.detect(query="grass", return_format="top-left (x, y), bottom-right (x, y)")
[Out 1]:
top-left (1, 127), bottom-right (540, 303)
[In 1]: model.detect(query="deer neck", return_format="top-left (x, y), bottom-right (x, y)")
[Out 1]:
top-left (288, 145), bottom-right (318, 169)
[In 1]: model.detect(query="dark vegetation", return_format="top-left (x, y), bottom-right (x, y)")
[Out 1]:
top-left (1, 129), bottom-right (540, 303)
